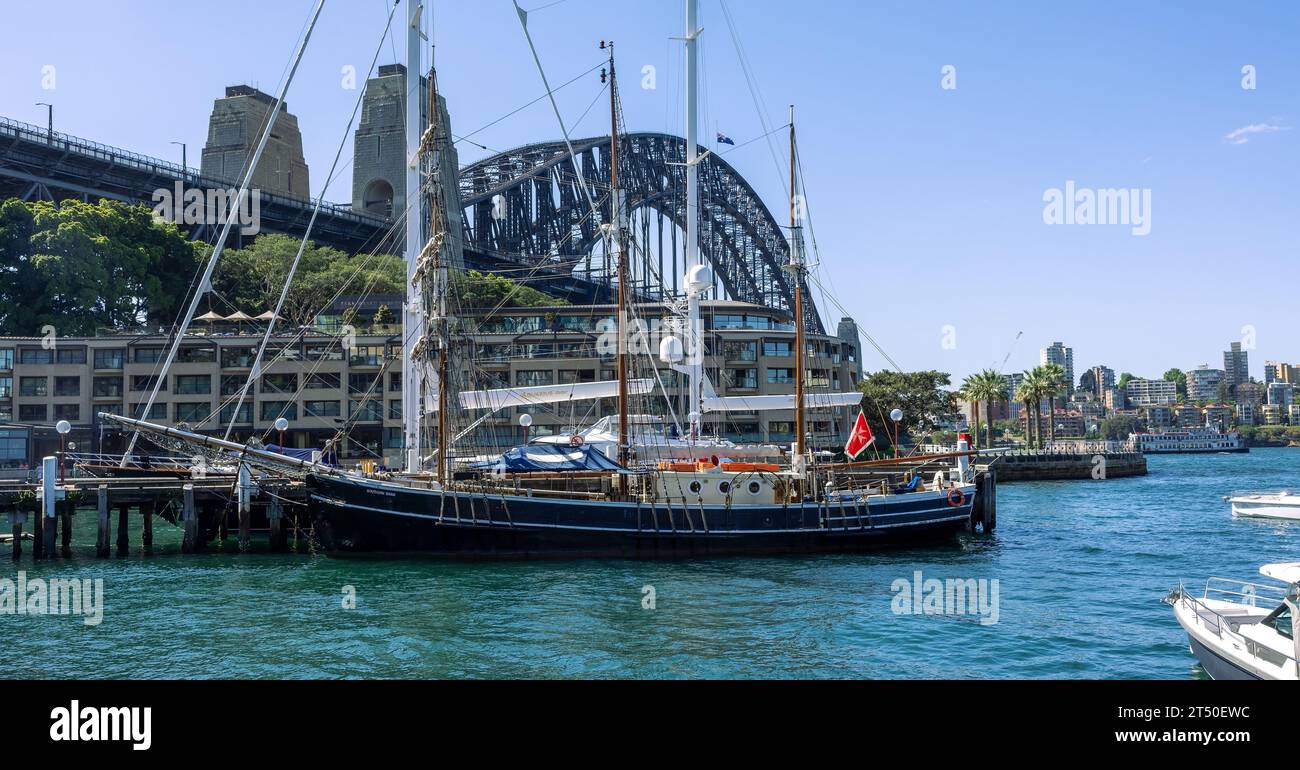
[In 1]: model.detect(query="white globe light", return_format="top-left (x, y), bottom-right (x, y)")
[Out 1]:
top-left (274, 417), bottom-right (289, 432)
top-left (659, 335), bottom-right (685, 364)
top-left (56, 420), bottom-right (72, 435)
top-left (518, 413), bottom-right (533, 428)
top-left (889, 409), bottom-right (903, 422)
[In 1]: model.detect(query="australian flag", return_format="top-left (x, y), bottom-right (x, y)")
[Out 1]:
top-left (716, 132), bottom-right (735, 146)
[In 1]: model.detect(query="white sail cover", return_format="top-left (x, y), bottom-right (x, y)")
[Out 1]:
top-left (458, 379), bottom-right (654, 412)
top-left (702, 393), bottom-right (863, 413)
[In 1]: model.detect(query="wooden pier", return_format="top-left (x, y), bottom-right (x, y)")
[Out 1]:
top-left (0, 475), bottom-right (310, 560)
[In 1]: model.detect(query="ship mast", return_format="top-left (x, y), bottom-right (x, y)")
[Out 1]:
top-left (789, 105), bottom-right (807, 460)
top-left (402, 0), bottom-right (426, 475)
top-left (429, 64), bottom-right (450, 487)
top-left (604, 42), bottom-right (629, 493)
top-left (683, 0), bottom-right (705, 441)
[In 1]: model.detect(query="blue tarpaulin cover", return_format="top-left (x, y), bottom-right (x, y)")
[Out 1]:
top-left (470, 444), bottom-right (629, 473)
top-left (266, 444), bottom-right (335, 465)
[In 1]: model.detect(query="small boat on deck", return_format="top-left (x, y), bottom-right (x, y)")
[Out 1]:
top-left (1166, 562), bottom-right (1300, 680)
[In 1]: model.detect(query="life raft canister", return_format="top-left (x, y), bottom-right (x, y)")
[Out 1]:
top-left (946, 487), bottom-right (966, 507)
top-left (569, 434), bottom-right (585, 447)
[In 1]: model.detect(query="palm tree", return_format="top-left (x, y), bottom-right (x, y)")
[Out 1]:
top-left (1018, 368), bottom-right (1049, 448)
top-left (1041, 363), bottom-right (1068, 446)
top-left (960, 374), bottom-right (982, 449)
top-left (1015, 376), bottom-right (1037, 448)
top-left (971, 369), bottom-right (1008, 449)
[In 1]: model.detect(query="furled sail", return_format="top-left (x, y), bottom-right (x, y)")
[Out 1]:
top-left (702, 393), bottom-right (863, 412)
top-left (455, 378), bottom-right (654, 412)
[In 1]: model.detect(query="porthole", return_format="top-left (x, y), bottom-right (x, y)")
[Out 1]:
top-left (688, 481), bottom-right (702, 494)
top-left (748, 481), bottom-right (762, 495)
top-left (718, 481), bottom-right (731, 495)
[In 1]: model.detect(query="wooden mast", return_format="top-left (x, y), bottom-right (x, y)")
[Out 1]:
top-left (606, 41), bottom-right (629, 495)
top-left (429, 62), bottom-right (449, 486)
top-left (790, 105), bottom-right (806, 460)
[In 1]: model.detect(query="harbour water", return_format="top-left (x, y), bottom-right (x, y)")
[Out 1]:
top-left (6, 448), bottom-right (1299, 679)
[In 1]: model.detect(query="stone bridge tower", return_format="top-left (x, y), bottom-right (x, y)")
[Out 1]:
top-left (200, 85), bottom-right (310, 198)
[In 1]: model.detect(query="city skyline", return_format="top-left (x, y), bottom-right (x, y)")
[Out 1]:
top-left (0, 1), bottom-right (1295, 383)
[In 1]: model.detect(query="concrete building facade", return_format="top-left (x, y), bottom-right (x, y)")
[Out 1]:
top-left (200, 85), bottom-right (310, 198)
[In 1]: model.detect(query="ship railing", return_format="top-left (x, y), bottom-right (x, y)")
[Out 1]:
top-left (1203, 577), bottom-right (1288, 608)
top-left (1173, 579), bottom-right (1297, 667)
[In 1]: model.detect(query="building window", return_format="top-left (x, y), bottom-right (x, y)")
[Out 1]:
top-left (221, 347), bottom-right (256, 368)
top-left (133, 347), bottom-right (164, 364)
top-left (516, 370), bottom-right (554, 387)
top-left (19, 377), bottom-right (47, 397)
top-left (349, 399), bottom-right (383, 422)
top-left (132, 403), bottom-right (168, 421)
top-left (175, 403), bottom-right (211, 423)
top-left (19, 348), bottom-right (52, 365)
top-left (724, 341), bottom-right (758, 362)
top-left (304, 343), bottom-right (343, 362)
top-left (56, 348), bottom-right (87, 364)
top-left (766, 368), bottom-right (794, 384)
top-left (0, 349), bottom-right (12, 370)
top-left (305, 372), bottom-right (341, 390)
top-left (93, 349), bottom-right (125, 370)
top-left (558, 369), bottom-right (595, 384)
top-left (303, 400), bottom-right (341, 418)
top-left (0, 428), bottom-right (27, 467)
top-left (0, 376), bottom-right (10, 398)
top-left (349, 345), bottom-right (385, 367)
top-left (218, 402), bottom-right (253, 425)
top-left (388, 372), bottom-right (402, 392)
top-left (176, 347), bottom-right (215, 364)
top-left (260, 402), bottom-right (297, 421)
top-left (54, 376), bottom-right (80, 397)
top-left (727, 369), bottom-right (758, 389)
top-left (131, 375), bottom-right (166, 392)
top-left (173, 375), bottom-right (211, 395)
top-left (53, 404), bottom-right (80, 422)
top-left (388, 399), bottom-right (402, 420)
top-left (19, 404), bottom-right (47, 422)
top-left (262, 373), bottom-right (298, 394)
top-left (763, 340), bottom-right (793, 358)
top-left (349, 373), bottom-right (381, 396)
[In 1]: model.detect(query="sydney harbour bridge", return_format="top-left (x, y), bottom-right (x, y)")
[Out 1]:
top-left (0, 115), bottom-right (823, 334)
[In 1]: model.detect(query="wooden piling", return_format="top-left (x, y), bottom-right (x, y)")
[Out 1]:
top-left (10, 510), bottom-right (24, 561)
top-left (33, 507), bottom-right (45, 560)
top-left (238, 502), bottom-right (251, 553)
top-left (59, 498), bottom-right (72, 557)
top-left (42, 507), bottom-right (57, 559)
top-left (96, 485), bottom-right (110, 558)
top-left (116, 503), bottom-right (129, 556)
top-left (141, 501), bottom-right (154, 550)
top-left (181, 485), bottom-right (197, 554)
top-left (268, 497), bottom-right (284, 552)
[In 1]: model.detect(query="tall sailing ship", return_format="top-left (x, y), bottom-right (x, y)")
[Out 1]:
top-left (103, 0), bottom-right (986, 558)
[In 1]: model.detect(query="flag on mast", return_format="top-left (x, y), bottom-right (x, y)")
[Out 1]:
top-left (844, 409), bottom-right (875, 459)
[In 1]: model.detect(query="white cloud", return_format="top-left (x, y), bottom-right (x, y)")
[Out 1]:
top-left (1223, 123), bottom-right (1289, 145)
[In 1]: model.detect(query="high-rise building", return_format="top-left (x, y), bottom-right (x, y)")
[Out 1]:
top-left (201, 85), bottom-right (310, 198)
top-left (1267, 382), bottom-right (1294, 407)
top-left (1040, 342), bottom-right (1074, 394)
top-left (1125, 378), bottom-right (1177, 407)
top-left (1185, 366), bottom-right (1225, 402)
top-left (1079, 364), bottom-right (1114, 399)
top-left (1223, 342), bottom-right (1249, 394)
top-left (1264, 361), bottom-right (1281, 384)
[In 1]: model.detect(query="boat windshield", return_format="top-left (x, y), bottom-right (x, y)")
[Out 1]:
top-left (1263, 605), bottom-right (1293, 640)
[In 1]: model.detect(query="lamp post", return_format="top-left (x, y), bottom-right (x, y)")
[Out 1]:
top-left (889, 408), bottom-right (903, 459)
top-left (519, 413), bottom-right (533, 445)
top-left (36, 102), bottom-right (53, 144)
top-left (56, 420), bottom-right (71, 482)
top-left (171, 141), bottom-right (187, 182)
top-left (274, 417), bottom-right (289, 450)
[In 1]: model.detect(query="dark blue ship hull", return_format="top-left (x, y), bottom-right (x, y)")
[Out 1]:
top-left (307, 472), bottom-right (975, 558)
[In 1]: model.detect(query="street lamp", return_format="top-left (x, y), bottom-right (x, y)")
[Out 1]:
top-left (889, 408), bottom-right (903, 458)
top-left (274, 417), bottom-right (289, 450)
top-left (519, 413), bottom-right (533, 444)
top-left (171, 141), bottom-right (187, 182)
top-left (35, 102), bottom-right (53, 144)
top-left (56, 420), bottom-right (71, 482)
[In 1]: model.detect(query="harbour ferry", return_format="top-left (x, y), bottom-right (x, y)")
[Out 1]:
top-left (1128, 427), bottom-right (1247, 454)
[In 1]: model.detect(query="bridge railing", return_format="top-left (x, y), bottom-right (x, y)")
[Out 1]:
top-left (0, 115), bottom-right (383, 226)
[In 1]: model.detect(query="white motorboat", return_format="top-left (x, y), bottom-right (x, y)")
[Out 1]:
top-left (1166, 562), bottom-right (1300, 680)
top-left (1226, 491), bottom-right (1300, 520)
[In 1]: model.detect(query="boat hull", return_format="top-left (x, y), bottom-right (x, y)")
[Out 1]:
top-left (307, 473), bottom-right (975, 558)
top-left (1230, 499), bottom-right (1300, 520)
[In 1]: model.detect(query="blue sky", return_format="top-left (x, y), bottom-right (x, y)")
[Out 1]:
top-left (1, 0), bottom-right (1296, 385)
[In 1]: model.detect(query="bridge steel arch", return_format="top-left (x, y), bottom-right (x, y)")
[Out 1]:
top-left (457, 133), bottom-right (824, 335)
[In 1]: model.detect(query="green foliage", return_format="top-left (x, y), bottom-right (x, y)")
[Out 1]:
top-left (371, 303), bottom-right (395, 329)
top-left (0, 198), bottom-right (206, 335)
top-left (454, 269), bottom-right (565, 309)
top-left (1163, 367), bottom-right (1187, 398)
top-left (1100, 414), bottom-right (1143, 441)
top-left (1116, 372), bottom-right (1135, 392)
top-left (856, 370), bottom-right (952, 446)
top-left (213, 234), bottom-right (405, 327)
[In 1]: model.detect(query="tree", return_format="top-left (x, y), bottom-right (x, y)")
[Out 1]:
top-left (0, 198), bottom-right (206, 335)
top-left (1038, 363), bottom-right (1068, 446)
top-left (960, 374), bottom-right (983, 449)
top-left (1163, 368), bottom-right (1187, 402)
top-left (1116, 372), bottom-right (1135, 394)
top-left (371, 303), bottom-right (395, 330)
top-left (971, 369), bottom-right (1008, 449)
top-left (454, 269), bottom-right (565, 309)
top-left (1100, 414), bottom-right (1143, 441)
top-left (856, 370), bottom-right (953, 449)
top-left (1216, 380), bottom-right (1233, 404)
top-left (213, 234), bottom-right (405, 327)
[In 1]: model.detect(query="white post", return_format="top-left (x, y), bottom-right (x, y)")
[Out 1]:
top-left (403, 0), bottom-right (427, 474)
top-left (956, 433), bottom-right (971, 483)
top-left (41, 456), bottom-right (57, 520)
top-left (684, 0), bottom-right (704, 440)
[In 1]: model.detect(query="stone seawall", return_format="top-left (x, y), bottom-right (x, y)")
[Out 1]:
top-left (993, 451), bottom-right (1147, 482)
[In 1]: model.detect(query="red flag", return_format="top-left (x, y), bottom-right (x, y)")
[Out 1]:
top-left (844, 410), bottom-right (875, 459)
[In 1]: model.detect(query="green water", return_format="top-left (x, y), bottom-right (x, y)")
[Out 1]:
top-left (4, 449), bottom-right (1299, 679)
